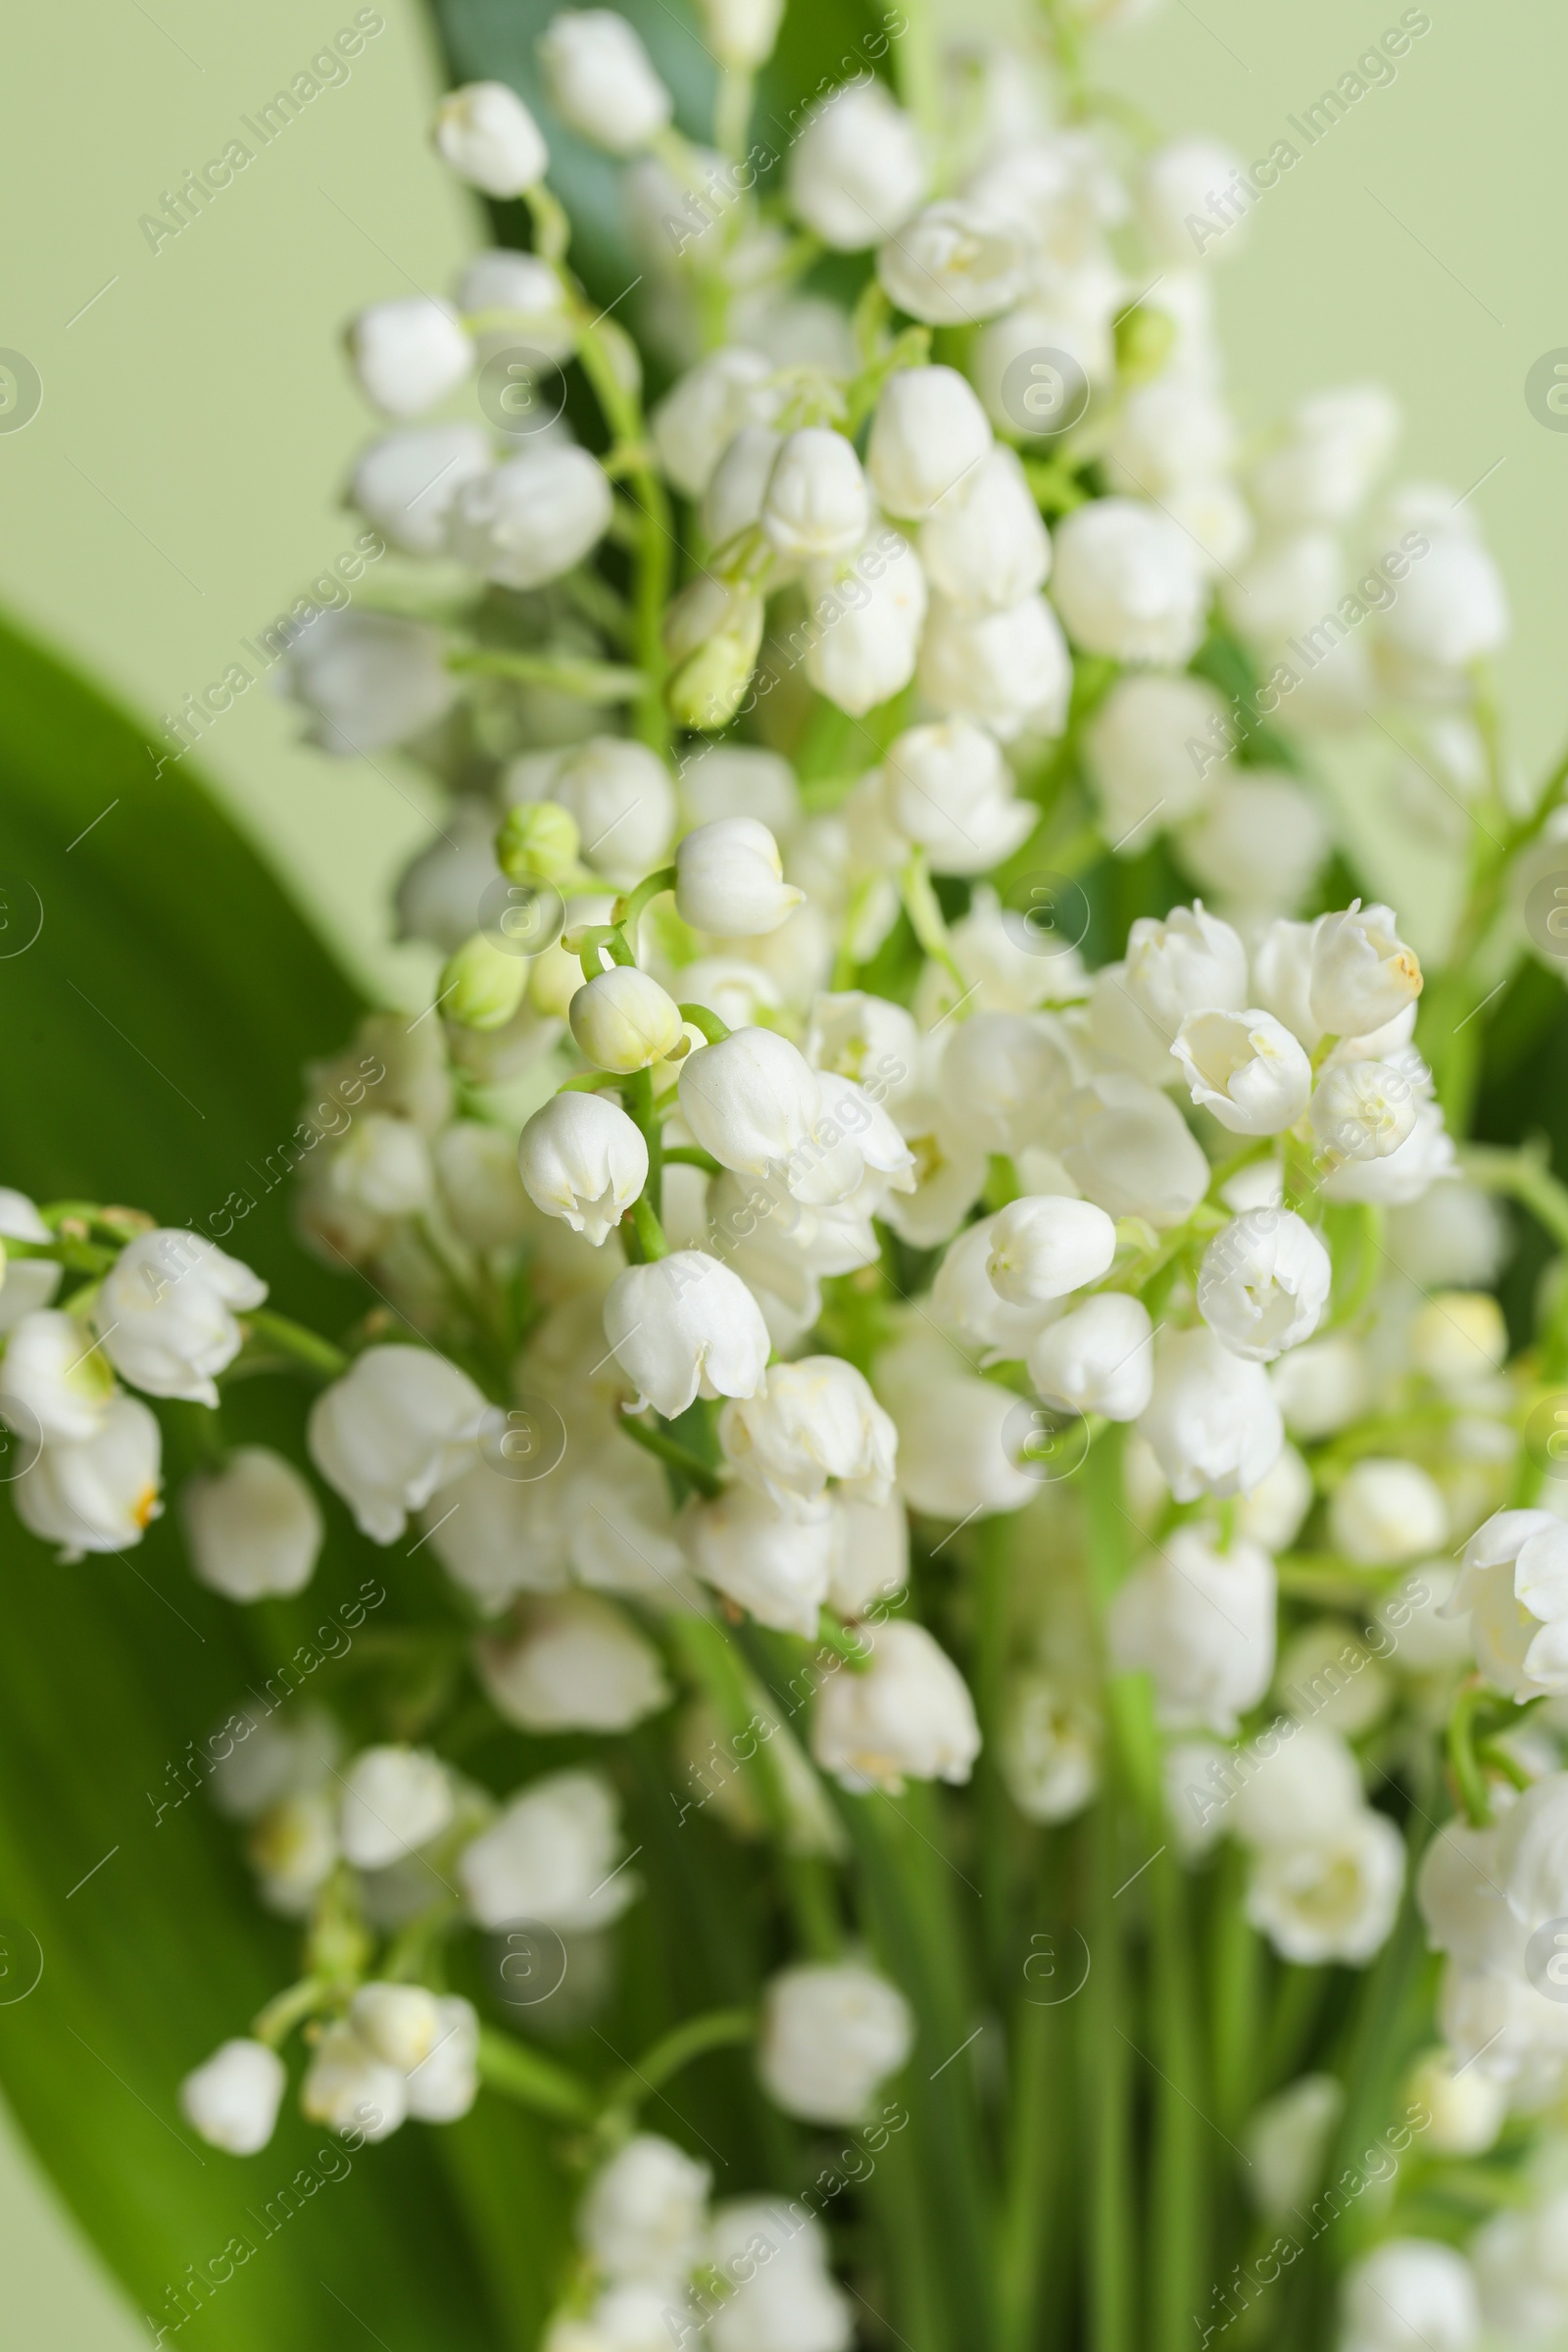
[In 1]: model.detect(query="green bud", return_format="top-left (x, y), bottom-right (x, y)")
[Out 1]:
top-left (439, 932), bottom-right (528, 1031)
top-left (496, 799), bottom-right (580, 884)
top-left (1113, 303), bottom-right (1177, 389)
top-left (663, 578), bottom-right (764, 733)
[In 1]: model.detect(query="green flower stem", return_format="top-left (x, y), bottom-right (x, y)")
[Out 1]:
top-left (1462, 1141), bottom-right (1568, 1252)
top-left (600, 2007), bottom-right (755, 2114)
top-left (1149, 1851), bottom-right (1205, 2352)
top-left (620, 1066), bottom-right (667, 1262)
top-left (662, 1146), bottom-right (721, 1174)
top-left (973, 1513), bottom-right (1016, 1985)
top-left (679, 1002), bottom-right (731, 1046)
top-left (251, 1977), bottom-right (330, 2048)
top-left (714, 64), bottom-right (754, 162)
top-left (615, 864), bottom-right (678, 935)
top-left (813, 1610), bottom-right (872, 1669)
top-left (236, 1308), bottom-right (348, 1383)
top-left (1447, 1680), bottom-right (1498, 1827)
top-left (892, 0), bottom-right (940, 142)
top-left (1208, 1845), bottom-right (1262, 2131)
top-left (571, 311), bottom-right (672, 754)
top-left (446, 646), bottom-right (645, 702)
top-left (900, 854), bottom-right (968, 1007)
top-left (1085, 1785), bottom-right (1135, 2352)
top-left (476, 2026), bottom-right (597, 2123)
top-left (999, 1831), bottom-right (1073, 2352)
top-left (617, 1408), bottom-right (722, 1497)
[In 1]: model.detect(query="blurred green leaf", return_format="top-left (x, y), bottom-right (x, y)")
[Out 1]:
top-left (0, 609), bottom-right (559, 2348)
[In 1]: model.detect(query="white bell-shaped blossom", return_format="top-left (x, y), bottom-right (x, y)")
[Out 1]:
top-left (1328, 1457), bottom-right (1446, 1565)
top-left (1084, 671), bottom-right (1224, 847)
top-left (1050, 498), bottom-right (1208, 665)
top-left (404, 1994), bottom-right (480, 2124)
top-left (881, 719), bottom-right (1035, 874)
top-left (302, 2021), bottom-right (409, 2143)
top-left (352, 423), bottom-right (493, 557)
top-left (519, 1093), bottom-right (648, 1245)
top-left (449, 446), bottom-right (613, 590)
top-left (1196, 1208), bottom-right (1331, 1362)
top-left (568, 969), bottom-right (686, 1073)
top-left (788, 80), bottom-right (927, 251)
top-left (1123, 903), bottom-right (1248, 1044)
top-left (759, 1961), bottom-right (913, 2125)
top-left (1316, 1097), bottom-right (1453, 1206)
top-left (1139, 1324), bottom-right (1283, 1501)
top-left (581, 2132), bottom-right (711, 2287)
top-left (761, 429), bottom-right (871, 564)
top-left (866, 366), bottom-right (993, 521)
top-left (1406, 2048), bottom-right (1506, 2158)
top-left (179, 2038), bottom-right (287, 2156)
top-left (675, 818), bottom-right (803, 937)
top-left (878, 200), bottom-right (1028, 324)
top-left (350, 296), bottom-right (473, 417)
top-left (828, 1492), bottom-right (909, 1619)
top-left (1104, 379), bottom-right (1235, 498)
top-left (459, 1767), bottom-right (639, 1931)
top-left (1309, 901), bottom-right (1423, 1038)
top-left (182, 1446), bottom-right (322, 1601)
top-left (1229, 1721), bottom-right (1366, 1850)
top-left (537, 10), bottom-right (672, 152)
top-left (326, 1111), bottom-right (434, 1218)
top-left (1246, 1807), bottom-right (1405, 1967)
top-left (1108, 1524), bottom-right (1276, 1735)
top-left (349, 1982), bottom-right (446, 2074)
top-left (652, 350), bottom-right (778, 499)
top-left (308, 1345), bottom-right (488, 1543)
top-left (517, 738), bottom-right (677, 886)
top-left (697, 0), bottom-right (784, 70)
top-left (280, 609), bottom-right (457, 756)
top-left (719, 1354), bottom-right (897, 1514)
top-left (1448, 1508), bottom-right (1568, 1698)
top-left (94, 1230), bottom-right (266, 1406)
top-left (1139, 137), bottom-right (1249, 265)
top-left (1407, 1291), bottom-right (1507, 1389)
top-left (931, 1215), bottom-right (1060, 1362)
top-left (435, 80), bottom-right (549, 194)
top-left (1172, 1008), bottom-right (1312, 1136)
top-left (678, 1029), bottom-right (822, 1177)
top-left (877, 1337), bottom-right (1043, 1520)
top-left (1235, 1441), bottom-right (1313, 1554)
top-left (918, 446), bottom-right (1052, 612)
top-left (987, 1200), bottom-right (1117, 1322)
top-left (702, 423), bottom-right (783, 549)
top-left (1245, 2076), bottom-right (1345, 2217)
top-left (811, 1617), bottom-right (980, 1793)
top-left (681, 1482), bottom-right (840, 1637)
top-left (338, 1743), bottom-right (453, 1870)
top-left (0, 1193), bottom-right (62, 1334)
top-left (1497, 1774), bottom-right (1568, 1933)
top-left (1378, 530), bottom-right (1509, 673)
top-left (457, 248), bottom-right (576, 363)
top-left (0, 1308), bottom-right (114, 1442)
top-left (15, 1394), bottom-right (163, 1560)
top-left (1176, 775), bottom-right (1328, 914)
top-left (1250, 385), bottom-right (1399, 528)
top-left (1341, 2238), bottom-right (1481, 2352)
top-left (1001, 1671), bottom-right (1102, 1823)
top-left (1026, 1293), bottom-right (1153, 1421)
top-left (803, 530), bottom-right (927, 716)
top-left (1059, 1075), bottom-right (1210, 1228)
top-left (940, 1011), bottom-right (1077, 1157)
top-left (603, 1250), bottom-right (770, 1417)
top-left (1309, 1057), bottom-right (1420, 1163)
top-left (476, 1592), bottom-right (670, 1733)
top-left (917, 594), bottom-right (1071, 741)
top-left (707, 2201), bottom-right (853, 2352)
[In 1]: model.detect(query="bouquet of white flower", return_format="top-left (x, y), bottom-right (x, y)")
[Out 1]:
top-left (6, 2), bottom-right (1568, 2347)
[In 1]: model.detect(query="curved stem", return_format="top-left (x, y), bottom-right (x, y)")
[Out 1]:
top-left (476, 2026), bottom-right (597, 2123)
top-left (679, 1002), bottom-right (731, 1046)
top-left (237, 1308), bottom-right (348, 1383)
top-left (601, 2007), bottom-right (755, 2113)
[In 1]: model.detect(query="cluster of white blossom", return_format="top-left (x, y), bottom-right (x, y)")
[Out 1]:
top-left (9, 3), bottom-right (1568, 2345)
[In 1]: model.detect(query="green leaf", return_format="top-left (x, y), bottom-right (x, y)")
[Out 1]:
top-left (0, 609), bottom-right (562, 2347)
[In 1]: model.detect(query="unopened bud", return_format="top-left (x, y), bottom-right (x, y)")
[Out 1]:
top-left (1113, 302), bottom-right (1177, 388)
top-left (664, 577), bottom-right (764, 732)
top-left (440, 933), bottom-right (529, 1031)
top-left (496, 799), bottom-right (580, 884)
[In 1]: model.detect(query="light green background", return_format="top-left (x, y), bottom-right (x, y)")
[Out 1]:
top-left (0, 0), bottom-right (1561, 2338)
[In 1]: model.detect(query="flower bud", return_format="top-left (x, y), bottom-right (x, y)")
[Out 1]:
top-left (677, 1028), bottom-right (822, 1173)
top-left (496, 800), bottom-right (580, 884)
top-left (182, 1446), bottom-right (322, 1601)
top-left (350, 1982), bottom-right (445, 2072)
top-left (338, 1743), bottom-right (454, 1870)
top-left (569, 967), bottom-right (686, 1072)
top-left (1341, 2242), bottom-right (1480, 2352)
top-left (1404, 2049), bottom-right (1505, 2158)
top-left (652, 349), bottom-right (779, 498)
top-left (803, 530), bottom-right (927, 716)
top-left (681, 1481), bottom-right (840, 1636)
top-left (351, 423), bottom-right (492, 557)
top-left (986, 1195), bottom-right (1117, 1307)
top-left (878, 201), bottom-right (1027, 324)
top-left (811, 1618), bottom-right (980, 1792)
top-left (349, 297), bottom-right (473, 417)
top-left (719, 1354), bottom-right (897, 1514)
top-left (881, 718), bottom-right (1036, 874)
top-left (280, 609), bottom-right (456, 756)
top-left (1109, 1524), bottom-right (1276, 1734)
top-left (1084, 671), bottom-right (1224, 847)
top-left (405, 1995), bottom-right (480, 2124)
top-left (1197, 1209), bottom-right (1331, 1362)
top-left (1172, 1008), bottom-right (1313, 1136)
top-left (537, 10), bottom-right (673, 152)
top-left (761, 429), bottom-right (871, 564)
top-left (1059, 1074), bottom-right (1210, 1228)
top-left (308, 1345), bottom-right (489, 1543)
top-left (448, 445), bottom-right (613, 590)
top-left (918, 446), bottom-right (1051, 612)
top-left (866, 366), bottom-right (993, 522)
top-left (519, 1091), bottom-right (649, 1243)
top-left (759, 1962), bottom-right (913, 2125)
top-left (1177, 775), bottom-right (1328, 914)
top-left (441, 932), bottom-right (530, 1032)
top-left (477, 1592), bottom-right (671, 1732)
top-left (302, 2022), bottom-right (408, 2143)
top-left (696, 0), bottom-right (784, 67)
top-left (1408, 1292), bottom-right (1507, 1389)
top-left (527, 737), bottom-right (677, 885)
top-left (604, 1250), bottom-right (770, 1417)
top-left (1380, 530), bottom-right (1508, 671)
top-left (1308, 1059), bottom-right (1418, 1162)
top-left (1026, 1293), bottom-right (1153, 1420)
top-left (95, 1230), bottom-right (267, 1406)
top-left (664, 581), bottom-right (765, 731)
top-left (877, 1337), bottom-right (1039, 1520)
top-left (1, 1308), bottom-right (114, 1442)
top-left (434, 80), bottom-right (549, 195)
top-left (581, 2134), bottom-right (710, 2284)
top-left (918, 594), bottom-right (1072, 741)
top-left (457, 248), bottom-right (576, 363)
top-left (1139, 1325), bottom-right (1283, 1501)
top-left (179, 2038), bottom-right (286, 2156)
top-left (459, 1766), bottom-right (638, 1931)
top-left (1125, 903), bottom-right (1248, 1040)
top-left (1308, 901), bottom-right (1423, 1038)
top-left (1051, 497), bottom-right (1209, 666)
top-left (1328, 1456), bottom-right (1447, 1565)
top-left (786, 81), bottom-right (927, 252)
top-left (701, 422), bottom-right (781, 548)
top-left (675, 817), bottom-right (803, 936)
